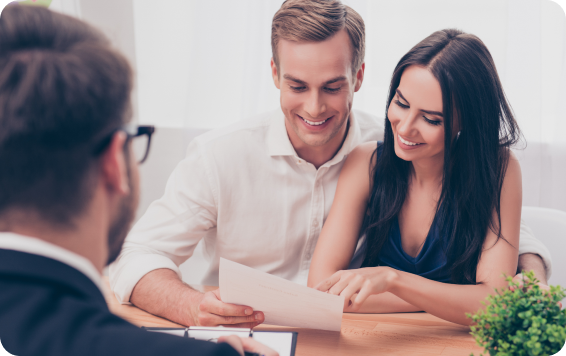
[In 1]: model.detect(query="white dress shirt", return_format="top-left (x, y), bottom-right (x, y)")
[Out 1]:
top-left (109, 109), bottom-right (552, 304)
top-left (0, 232), bottom-right (105, 293)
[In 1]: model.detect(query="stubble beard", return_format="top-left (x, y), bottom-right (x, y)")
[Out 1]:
top-left (105, 166), bottom-right (138, 266)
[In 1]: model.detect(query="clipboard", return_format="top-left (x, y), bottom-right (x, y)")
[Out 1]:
top-left (142, 326), bottom-right (298, 356)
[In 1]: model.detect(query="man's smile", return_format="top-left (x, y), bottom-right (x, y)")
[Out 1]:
top-left (297, 114), bottom-right (333, 128)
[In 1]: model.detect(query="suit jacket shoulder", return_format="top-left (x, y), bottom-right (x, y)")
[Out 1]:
top-left (0, 249), bottom-right (238, 356)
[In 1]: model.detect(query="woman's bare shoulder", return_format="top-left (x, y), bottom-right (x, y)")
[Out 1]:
top-left (505, 150), bottom-right (522, 184)
top-left (340, 141), bottom-right (378, 186)
top-left (346, 141), bottom-right (378, 165)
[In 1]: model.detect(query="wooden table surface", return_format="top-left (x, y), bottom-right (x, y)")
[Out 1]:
top-left (103, 280), bottom-right (484, 356)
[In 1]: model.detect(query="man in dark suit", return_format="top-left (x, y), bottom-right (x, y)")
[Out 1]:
top-left (0, 5), bottom-right (275, 356)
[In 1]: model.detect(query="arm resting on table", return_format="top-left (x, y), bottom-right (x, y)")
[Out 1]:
top-left (344, 292), bottom-right (422, 313)
top-left (130, 268), bottom-right (203, 326)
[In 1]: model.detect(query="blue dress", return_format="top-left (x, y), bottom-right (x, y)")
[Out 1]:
top-left (349, 143), bottom-right (452, 283)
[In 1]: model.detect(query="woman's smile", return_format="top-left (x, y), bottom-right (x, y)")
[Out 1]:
top-left (397, 134), bottom-right (425, 150)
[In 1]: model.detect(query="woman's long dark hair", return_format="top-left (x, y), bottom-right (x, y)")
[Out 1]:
top-left (361, 29), bottom-right (522, 284)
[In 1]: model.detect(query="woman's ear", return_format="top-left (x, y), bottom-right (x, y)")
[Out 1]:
top-left (100, 131), bottom-right (130, 196)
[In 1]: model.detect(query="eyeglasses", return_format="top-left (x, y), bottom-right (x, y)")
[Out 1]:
top-left (93, 124), bottom-right (156, 164)
top-left (124, 125), bottom-right (155, 164)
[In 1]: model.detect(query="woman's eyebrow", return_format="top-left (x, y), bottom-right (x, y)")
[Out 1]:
top-left (396, 89), bottom-right (408, 102)
top-left (396, 89), bottom-right (444, 118)
top-left (422, 109), bottom-right (444, 118)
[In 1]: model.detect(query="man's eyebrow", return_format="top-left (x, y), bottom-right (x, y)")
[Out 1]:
top-left (396, 89), bottom-right (443, 117)
top-left (325, 76), bottom-right (347, 85)
top-left (283, 74), bottom-right (306, 85)
top-left (282, 74), bottom-right (347, 85)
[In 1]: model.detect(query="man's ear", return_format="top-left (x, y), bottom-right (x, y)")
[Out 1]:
top-left (354, 62), bottom-right (365, 92)
top-left (271, 58), bottom-right (281, 89)
top-left (100, 132), bottom-right (130, 196)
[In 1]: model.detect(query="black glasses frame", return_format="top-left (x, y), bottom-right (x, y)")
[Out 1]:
top-left (93, 124), bottom-right (156, 164)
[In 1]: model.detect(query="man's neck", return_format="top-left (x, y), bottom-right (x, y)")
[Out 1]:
top-left (0, 209), bottom-right (108, 274)
top-left (287, 119), bottom-right (350, 169)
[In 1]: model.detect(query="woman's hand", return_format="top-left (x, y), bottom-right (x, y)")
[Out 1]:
top-left (314, 267), bottom-right (399, 311)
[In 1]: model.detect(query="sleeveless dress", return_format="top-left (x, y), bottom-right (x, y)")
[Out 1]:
top-left (350, 142), bottom-right (452, 283)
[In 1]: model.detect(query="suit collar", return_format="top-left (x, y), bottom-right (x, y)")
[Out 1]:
top-left (0, 249), bottom-right (108, 309)
top-left (0, 232), bottom-right (104, 291)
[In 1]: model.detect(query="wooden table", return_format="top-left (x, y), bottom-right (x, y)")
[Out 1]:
top-left (103, 280), bottom-right (484, 356)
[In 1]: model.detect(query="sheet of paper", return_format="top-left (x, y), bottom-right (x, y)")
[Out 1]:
top-left (188, 327), bottom-right (250, 341)
top-left (219, 258), bottom-right (343, 331)
top-left (146, 329), bottom-right (185, 337)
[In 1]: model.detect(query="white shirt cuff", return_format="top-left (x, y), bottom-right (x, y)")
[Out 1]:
top-left (518, 223), bottom-right (553, 279)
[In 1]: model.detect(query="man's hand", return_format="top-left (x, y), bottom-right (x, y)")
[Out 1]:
top-left (511, 272), bottom-right (561, 309)
top-left (130, 269), bottom-right (264, 327)
top-left (219, 335), bottom-right (279, 356)
top-left (192, 289), bottom-right (264, 328)
top-left (517, 253), bottom-right (548, 285)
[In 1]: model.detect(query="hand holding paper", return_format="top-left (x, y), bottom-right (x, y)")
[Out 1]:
top-left (219, 258), bottom-right (343, 331)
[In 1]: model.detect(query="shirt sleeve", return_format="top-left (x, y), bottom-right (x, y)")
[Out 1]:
top-left (518, 218), bottom-right (553, 279)
top-left (109, 139), bottom-right (218, 304)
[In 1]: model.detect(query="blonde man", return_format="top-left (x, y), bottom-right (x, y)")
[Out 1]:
top-left (110, 0), bottom-right (551, 328)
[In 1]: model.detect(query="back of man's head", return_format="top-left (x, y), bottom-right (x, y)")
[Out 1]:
top-left (0, 5), bottom-right (133, 227)
top-left (271, 0), bottom-right (365, 74)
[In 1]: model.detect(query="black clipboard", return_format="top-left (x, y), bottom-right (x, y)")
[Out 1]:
top-left (142, 327), bottom-right (298, 356)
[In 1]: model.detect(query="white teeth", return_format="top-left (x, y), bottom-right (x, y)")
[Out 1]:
top-left (301, 117), bottom-right (328, 126)
top-left (398, 135), bottom-right (421, 146)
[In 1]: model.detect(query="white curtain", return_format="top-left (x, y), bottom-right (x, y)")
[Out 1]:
top-left (505, 0), bottom-right (566, 212)
top-left (133, 0), bottom-right (566, 211)
top-left (47, 0), bottom-right (566, 211)
top-left (48, 0), bottom-right (81, 17)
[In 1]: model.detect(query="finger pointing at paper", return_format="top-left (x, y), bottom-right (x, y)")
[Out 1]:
top-left (314, 267), bottom-right (398, 311)
top-left (196, 289), bottom-right (265, 328)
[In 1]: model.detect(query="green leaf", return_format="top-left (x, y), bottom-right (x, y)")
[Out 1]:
top-left (468, 270), bottom-right (566, 356)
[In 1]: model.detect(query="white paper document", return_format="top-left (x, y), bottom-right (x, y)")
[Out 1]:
top-left (219, 258), bottom-right (344, 331)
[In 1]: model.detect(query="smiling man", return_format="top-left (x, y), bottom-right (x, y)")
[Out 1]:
top-left (109, 0), bottom-right (552, 328)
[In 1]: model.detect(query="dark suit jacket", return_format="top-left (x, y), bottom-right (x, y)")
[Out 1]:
top-left (0, 249), bottom-right (239, 356)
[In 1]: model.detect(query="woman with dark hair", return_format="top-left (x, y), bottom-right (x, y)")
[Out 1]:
top-left (307, 29), bottom-right (523, 325)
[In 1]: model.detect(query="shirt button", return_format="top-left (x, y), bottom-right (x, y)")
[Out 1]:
top-left (313, 219), bottom-right (319, 227)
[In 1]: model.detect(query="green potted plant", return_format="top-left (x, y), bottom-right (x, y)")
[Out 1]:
top-left (467, 270), bottom-right (566, 355)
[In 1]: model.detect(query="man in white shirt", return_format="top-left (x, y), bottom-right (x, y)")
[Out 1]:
top-left (110, 0), bottom-right (552, 328)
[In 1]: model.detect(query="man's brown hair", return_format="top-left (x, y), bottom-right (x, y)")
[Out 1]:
top-left (271, 0), bottom-right (365, 74)
top-left (0, 5), bottom-right (133, 226)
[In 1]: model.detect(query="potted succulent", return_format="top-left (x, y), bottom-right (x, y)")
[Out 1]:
top-left (467, 270), bottom-right (566, 355)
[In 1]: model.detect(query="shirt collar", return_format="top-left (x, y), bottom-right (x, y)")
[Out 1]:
top-left (0, 232), bottom-right (106, 293)
top-left (267, 111), bottom-right (297, 157)
top-left (323, 110), bottom-right (363, 167)
top-left (267, 110), bottom-right (363, 166)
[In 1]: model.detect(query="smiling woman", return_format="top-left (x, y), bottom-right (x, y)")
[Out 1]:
top-left (388, 66), bottom-right (446, 160)
top-left (308, 28), bottom-right (524, 326)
